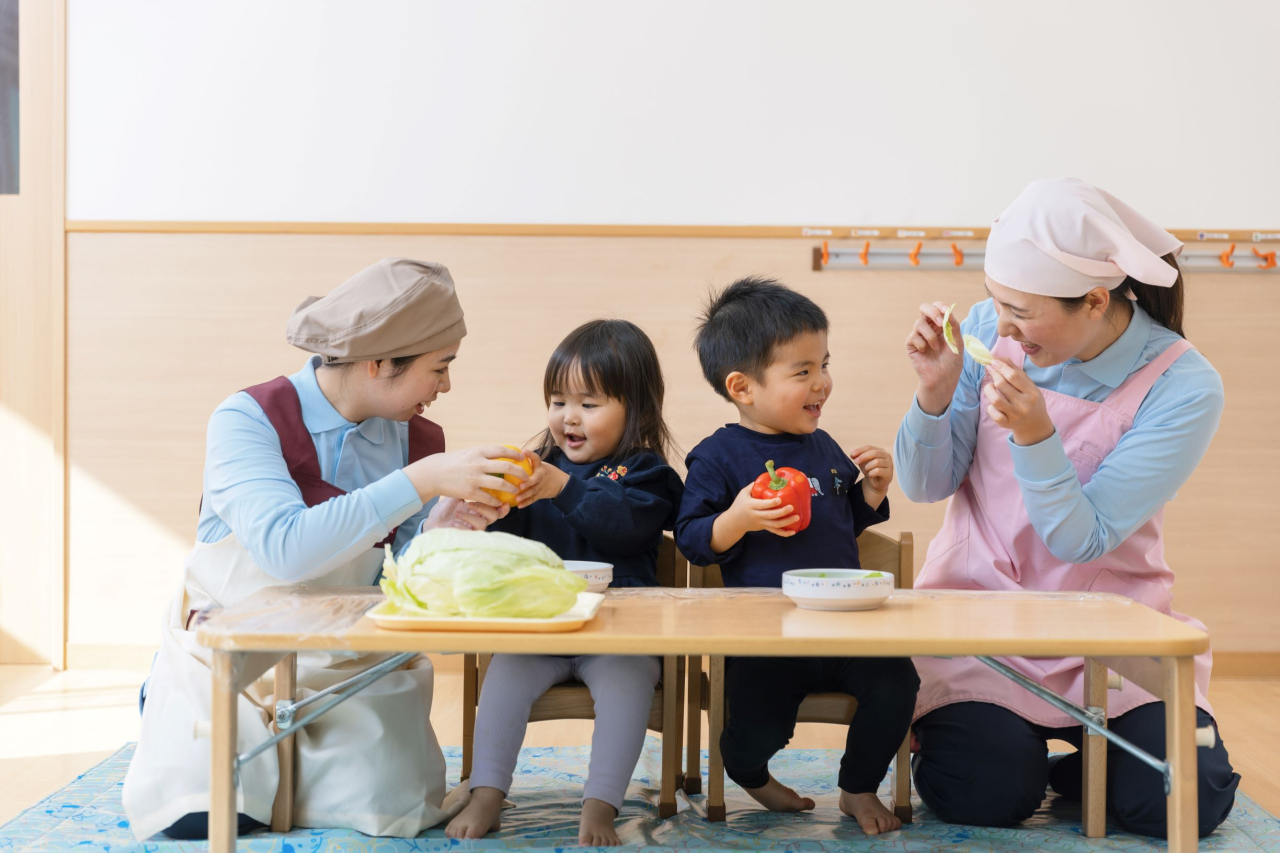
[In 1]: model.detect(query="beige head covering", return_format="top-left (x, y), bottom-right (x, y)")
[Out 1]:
top-left (286, 258), bottom-right (467, 364)
top-left (985, 178), bottom-right (1183, 298)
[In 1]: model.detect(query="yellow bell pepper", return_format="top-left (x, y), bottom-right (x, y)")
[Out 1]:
top-left (484, 445), bottom-right (534, 506)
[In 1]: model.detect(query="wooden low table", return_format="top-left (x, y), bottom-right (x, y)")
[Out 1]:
top-left (197, 585), bottom-right (1211, 852)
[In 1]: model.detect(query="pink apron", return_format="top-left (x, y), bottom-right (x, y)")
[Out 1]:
top-left (912, 335), bottom-right (1213, 728)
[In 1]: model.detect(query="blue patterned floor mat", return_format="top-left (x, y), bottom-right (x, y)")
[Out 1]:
top-left (1, 739), bottom-right (1275, 852)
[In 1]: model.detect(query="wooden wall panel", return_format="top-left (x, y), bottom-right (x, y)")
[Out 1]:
top-left (66, 232), bottom-right (1278, 655)
top-left (0, 0), bottom-right (65, 665)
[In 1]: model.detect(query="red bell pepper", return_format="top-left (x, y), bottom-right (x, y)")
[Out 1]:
top-left (750, 460), bottom-right (812, 533)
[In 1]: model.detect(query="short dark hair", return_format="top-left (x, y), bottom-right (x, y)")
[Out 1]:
top-left (532, 319), bottom-right (676, 463)
top-left (694, 277), bottom-right (829, 400)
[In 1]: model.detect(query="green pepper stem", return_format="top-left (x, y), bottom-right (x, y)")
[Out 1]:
top-left (765, 460), bottom-right (787, 491)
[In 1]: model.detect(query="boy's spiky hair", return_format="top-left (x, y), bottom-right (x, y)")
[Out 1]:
top-left (694, 277), bottom-right (828, 401)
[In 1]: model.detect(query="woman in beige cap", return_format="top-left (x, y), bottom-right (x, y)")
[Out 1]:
top-left (896, 180), bottom-right (1238, 836)
top-left (123, 258), bottom-right (529, 841)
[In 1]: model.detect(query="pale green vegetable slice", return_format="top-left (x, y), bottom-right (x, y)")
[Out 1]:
top-left (942, 303), bottom-right (959, 354)
top-left (863, 571), bottom-right (884, 578)
top-left (963, 334), bottom-right (994, 366)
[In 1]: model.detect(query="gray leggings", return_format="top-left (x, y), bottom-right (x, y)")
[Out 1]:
top-left (469, 654), bottom-right (662, 810)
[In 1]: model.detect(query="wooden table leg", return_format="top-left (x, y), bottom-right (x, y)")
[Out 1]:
top-left (210, 651), bottom-right (240, 853)
top-left (270, 653), bottom-right (297, 833)
top-left (707, 656), bottom-right (726, 822)
top-left (892, 729), bottom-right (912, 823)
top-left (1082, 658), bottom-right (1108, 838)
top-left (1164, 656), bottom-right (1198, 853)
top-left (684, 654), bottom-right (703, 795)
top-left (461, 654), bottom-right (477, 782)
top-left (659, 655), bottom-right (678, 818)
top-left (675, 655), bottom-right (686, 793)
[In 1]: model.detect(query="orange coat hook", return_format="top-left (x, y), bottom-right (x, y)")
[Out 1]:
top-left (821, 241), bottom-right (830, 266)
top-left (1220, 243), bottom-right (1236, 268)
top-left (909, 241), bottom-right (923, 267)
top-left (1252, 247), bottom-right (1277, 270)
top-left (950, 242), bottom-right (965, 266)
top-left (859, 241), bottom-right (870, 266)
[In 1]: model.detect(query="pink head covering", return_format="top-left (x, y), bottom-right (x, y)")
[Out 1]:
top-left (984, 178), bottom-right (1183, 298)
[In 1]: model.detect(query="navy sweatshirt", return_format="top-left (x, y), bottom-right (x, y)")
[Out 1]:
top-left (489, 448), bottom-right (685, 587)
top-left (675, 424), bottom-right (890, 587)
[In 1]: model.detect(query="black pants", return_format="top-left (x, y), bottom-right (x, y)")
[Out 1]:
top-left (721, 655), bottom-right (920, 793)
top-left (162, 812), bottom-right (265, 840)
top-left (912, 701), bottom-right (1240, 838)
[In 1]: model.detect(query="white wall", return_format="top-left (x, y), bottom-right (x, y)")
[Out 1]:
top-left (68, 0), bottom-right (1280, 228)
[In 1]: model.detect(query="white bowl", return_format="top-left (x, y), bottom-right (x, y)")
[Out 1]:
top-left (563, 560), bottom-right (614, 593)
top-left (781, 569), bottom-right (893, 611)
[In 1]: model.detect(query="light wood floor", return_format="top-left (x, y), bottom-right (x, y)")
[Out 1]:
top-left (1, 662), bottom-right (1275, 826)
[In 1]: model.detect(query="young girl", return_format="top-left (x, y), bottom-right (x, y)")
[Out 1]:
top-left (446, 319), bottom-right (684, 846)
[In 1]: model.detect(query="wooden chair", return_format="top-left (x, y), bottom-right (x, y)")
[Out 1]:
top-left (460, 533), bottom-right (688, 818)
top-left (684, 529), bottom-right (914, 822)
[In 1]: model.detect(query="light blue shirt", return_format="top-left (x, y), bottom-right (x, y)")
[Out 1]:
top-left (894, 300), bottom-right (1224, 564)
top-left (197, 356), bottom-right (435, 581)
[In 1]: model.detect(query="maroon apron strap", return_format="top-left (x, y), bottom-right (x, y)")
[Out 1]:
top-left (408, 416), bottom-right (445, 462)
top-left (243, 377), bottom-right (326, 485)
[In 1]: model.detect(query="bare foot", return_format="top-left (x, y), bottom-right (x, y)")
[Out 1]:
top-left (741, 775), bottom-right (816, 812)
top-left (839, 790), bottom-right (901, 835)
top-left (578, 797), bottom-right (620, 846)
top-left (445, 786), bottom-right (504, 839)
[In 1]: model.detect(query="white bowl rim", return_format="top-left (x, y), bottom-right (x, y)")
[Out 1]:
top-left (782, 568), bottom-right (892, 579)
top-left (563, 560), bottom-right (614, 573)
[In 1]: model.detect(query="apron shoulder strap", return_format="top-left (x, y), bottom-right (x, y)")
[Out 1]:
top-left (242, 376), bottom-right (325, 482)
top-left (1103, 338), bottom-right (1196, 420)
top-left (407, 416), bottom-right (445, 463)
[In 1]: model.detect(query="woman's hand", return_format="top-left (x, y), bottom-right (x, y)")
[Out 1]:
top-left (850, 445), bottom-right (893, 508)
top-left (906, 302), bottom-right (964, 415)
top-left (515, 462), bottom-right (570, 509)
top-left (403, 445), bottom-right (531, 507)
top-left (983, 359), bottom-right (1055, 446)
top-left (421, 497), bottom-right (510, 532)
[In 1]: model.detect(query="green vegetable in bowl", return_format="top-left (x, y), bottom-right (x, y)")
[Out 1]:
top-left (863, 571), bottom-right (884, 578)
top-left (942, 303), bottom-right (959, 354)
top-left (380, 528), bottom-right (586, 619)
top-left (963, 334), bottom-right (995, 366)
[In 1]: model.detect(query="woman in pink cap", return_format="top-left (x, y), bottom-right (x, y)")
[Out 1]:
top-left (895, 179), bottom-right (1239, 837)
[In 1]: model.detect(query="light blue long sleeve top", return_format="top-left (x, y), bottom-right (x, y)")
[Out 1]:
top-left (197, 356), bottom-right (436, 581)
top-left (894, 300), bottom-right (1223, 565)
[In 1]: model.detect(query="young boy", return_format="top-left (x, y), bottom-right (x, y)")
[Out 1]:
top-left (675, 277), bottom-right (919, 835)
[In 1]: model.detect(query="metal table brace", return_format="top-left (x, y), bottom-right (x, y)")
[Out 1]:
top-left (977, 655), bottom-right (1180, 793)
top-left (233, 652), bottom-right (416, 779)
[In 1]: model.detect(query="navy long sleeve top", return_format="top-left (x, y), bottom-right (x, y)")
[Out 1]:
top-left (675, 425), bottom-right (890, 587)
top-left (490, 448), bottom-right (684, 587)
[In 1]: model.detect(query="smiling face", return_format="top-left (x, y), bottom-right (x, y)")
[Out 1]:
top-left (730, 331), bottom-right (832, 435)
top-left (984, 278), bottom-right (1126, 368)
top-left (547, 365), bottom-right (627, 464)
top-left (373, 343), bottom-right (459, 421)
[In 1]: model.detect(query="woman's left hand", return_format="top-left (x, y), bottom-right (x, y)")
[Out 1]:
top-left (983, 359), bottom-right (1056, 446)
top-left (423, 496), bottom-right (510, 531)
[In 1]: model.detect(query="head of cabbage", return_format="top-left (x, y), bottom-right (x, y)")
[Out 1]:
top-left (379, 528), bottom-right (586, 619)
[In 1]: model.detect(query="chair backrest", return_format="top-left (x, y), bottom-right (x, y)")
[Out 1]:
top-left (656, 531), bottom-right (688, 588)
top-left (687, 528), bottom-right (914, 591)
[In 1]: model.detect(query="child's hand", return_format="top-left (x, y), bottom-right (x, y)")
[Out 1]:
top-left (710, 484), bottom-right (802, 552)
top-left (515, 462), bottom-right (570, 509)
top-left (422, 497), bottom-right (510, 531)
top-left (850, 445), bottom-right (893, 508)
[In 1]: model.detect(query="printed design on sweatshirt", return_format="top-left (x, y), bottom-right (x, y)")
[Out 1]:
top-left (596, 464), bottom-right (628, 481)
